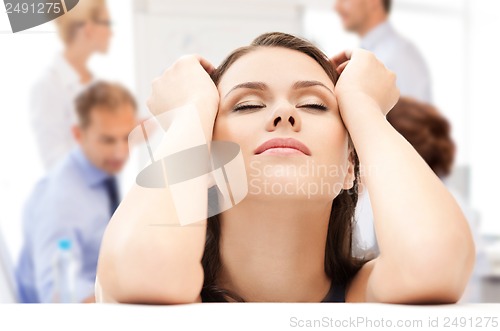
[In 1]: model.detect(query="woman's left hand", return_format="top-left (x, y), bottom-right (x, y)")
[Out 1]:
top-left (330, 49), bottom-right (399, 117)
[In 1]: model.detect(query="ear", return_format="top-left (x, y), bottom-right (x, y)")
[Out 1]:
top-left (72, 125), bottom-right (83, 144)
top-left (342, 147), bottom-right (356, 190)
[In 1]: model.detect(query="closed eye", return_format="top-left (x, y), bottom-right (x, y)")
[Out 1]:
top-left (297, 103), bottom-right (328, 111)
top-left (232, 104), bottom-right (266, 112)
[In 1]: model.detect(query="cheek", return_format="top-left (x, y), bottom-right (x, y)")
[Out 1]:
top-left (213, 115), bottom-right (255, 150)
top-left (318, 126), bottom-right (348, 165)
top-left (306, 113), bottom-right (348, 157)
top-left (305, 117), bottom-right (350, 180)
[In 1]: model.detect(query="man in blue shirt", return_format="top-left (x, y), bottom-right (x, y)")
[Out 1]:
top-left (16, 81), bottom-right (137, 303)
top-left (334, 0), bottom-right (432, 103)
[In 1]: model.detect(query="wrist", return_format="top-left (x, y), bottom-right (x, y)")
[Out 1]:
top-left (192, 98), bottom-right (219, 141)
top-left (337, 92), bottom-right (381, 123)
top-left (150, 104), bottom-right (214, 161)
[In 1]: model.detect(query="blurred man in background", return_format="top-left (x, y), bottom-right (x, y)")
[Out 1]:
top-left (30, 0), bottom-right (112, 171)
top-left (334, 0), bottom-right (432, 103)
top-left (16, 82), bottom-right (137, 303)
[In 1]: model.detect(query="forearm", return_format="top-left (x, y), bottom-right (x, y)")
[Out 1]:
top-left (97, 191), bottom-right (206, 304)
top-left (341, 96), bottom-right (475, 300)
top-left (97, 105), bottom-right (212, 304)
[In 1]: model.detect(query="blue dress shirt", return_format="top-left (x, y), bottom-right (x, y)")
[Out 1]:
top-left (15, 147), bottom-right (116, 303)
top-left (360, 21), bottom-right (433, 103)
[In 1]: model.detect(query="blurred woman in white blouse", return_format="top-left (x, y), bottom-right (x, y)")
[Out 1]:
top-left (29, 0), bottom-right (112, 171)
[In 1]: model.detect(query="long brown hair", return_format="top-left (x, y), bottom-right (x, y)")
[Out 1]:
top-left (201, 32), bottom-right (365, 302)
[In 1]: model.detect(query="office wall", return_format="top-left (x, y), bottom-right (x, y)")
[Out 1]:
top-left (132, 0), bottom-right (303, 117)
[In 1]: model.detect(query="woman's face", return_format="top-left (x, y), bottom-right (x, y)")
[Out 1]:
top-left (213, 47), bottom-right (354, 201)
top-left (90, 6), bottom-right (112, 54)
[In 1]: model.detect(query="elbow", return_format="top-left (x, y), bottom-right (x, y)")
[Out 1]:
top-left (435, 220), bottom-right (476, 296)
top-left (97, 248), bottom-right (203, 305)
top-left (404, 230), bottom-right (476, 304)
top-left (96, 233), bottom-right (204, 305)
top-left (374, 264), bottom-right (473, 304)
top-left (399, 273), bottom-right (472, 304)
top-left (376, 226), bottom-right (476, 304)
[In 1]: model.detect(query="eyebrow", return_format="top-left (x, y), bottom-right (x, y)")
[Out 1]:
top-left (224, 80), bottom-right (334, 99)
top-left (292, 81), bottom-right (334, 95)
top-left (224, 82), bottom-right (267, 99)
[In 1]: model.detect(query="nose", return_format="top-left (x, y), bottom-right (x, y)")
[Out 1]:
top-left (112, 139), bottom-right (130, 161)
top-left (265, 103), bottom-right (302, 132)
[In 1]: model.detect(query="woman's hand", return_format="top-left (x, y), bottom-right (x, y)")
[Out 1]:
top-left (330, 49), bottom-right (399, 117)
top-left (147, 55), bottom-right (219, 137)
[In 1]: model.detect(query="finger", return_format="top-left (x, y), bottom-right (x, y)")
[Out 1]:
top-left (330, 57), bottom-right (340, 69)
top-left (336, 61), bottom-right (349, 75)
top-left (330, 49), bottom-right (353, 68)
top-left (194, 55), bottom-right (216, 74)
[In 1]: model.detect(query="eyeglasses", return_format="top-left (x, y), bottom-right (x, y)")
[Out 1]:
top-left (94, 19), bottom-right (112, 27)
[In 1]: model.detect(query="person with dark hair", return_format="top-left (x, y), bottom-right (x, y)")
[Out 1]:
top-left (16, 82), bottom-right (137, 303)
top-left (96, 33), bottom-right (474, 304)
top-left (333, 0), bottom-right (432, 103)
top-left (387, 98), bottom-right (455, 177)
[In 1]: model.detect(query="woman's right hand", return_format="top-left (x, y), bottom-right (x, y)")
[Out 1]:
top-left (147, 55), bottom-right (220, 136)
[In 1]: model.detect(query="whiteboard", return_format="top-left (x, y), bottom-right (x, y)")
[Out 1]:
top-left (133, 0), bottom-right (304, 116)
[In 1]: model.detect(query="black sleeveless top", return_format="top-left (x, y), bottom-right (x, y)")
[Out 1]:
top-left (201, 282), bottom-right (346, 302)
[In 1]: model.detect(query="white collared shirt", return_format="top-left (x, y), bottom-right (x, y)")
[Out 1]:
top-left (360, 21), bottom-right (432, 103)
top-left (29, 53), bottom-right (92, 171)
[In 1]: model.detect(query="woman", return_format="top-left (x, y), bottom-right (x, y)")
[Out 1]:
top-left (96, 32), bottom-right (474, 303)
top-left (29, 0), bottom-right (112, 171)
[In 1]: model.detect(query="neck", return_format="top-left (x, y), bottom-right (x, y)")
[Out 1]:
top-left (64, 45), bottom-right (93, 84)
top-left (218, 197), bottom-right (333, 302)
top-left (358, 14), bottom-right (388, 37)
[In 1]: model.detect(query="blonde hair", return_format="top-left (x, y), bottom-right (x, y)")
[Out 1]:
top-left (55, 0), bottom-right (106, 45)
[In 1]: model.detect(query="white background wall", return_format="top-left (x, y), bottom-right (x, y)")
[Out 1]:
top-left (1, 0), bottom-right (499, 267)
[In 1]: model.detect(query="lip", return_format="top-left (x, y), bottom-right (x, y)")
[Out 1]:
top-left (254, 138), bottom-right (311, 156)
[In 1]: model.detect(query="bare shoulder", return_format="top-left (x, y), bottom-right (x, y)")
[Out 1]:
top-left (345, 258), bottom-right (377, 302)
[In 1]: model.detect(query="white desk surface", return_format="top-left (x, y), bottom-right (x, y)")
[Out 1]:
top-left (1, 303), bottom-right (500, 331)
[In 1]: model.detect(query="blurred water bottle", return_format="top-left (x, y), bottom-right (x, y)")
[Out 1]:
top-left (52, 239), bottom-right (77, 303)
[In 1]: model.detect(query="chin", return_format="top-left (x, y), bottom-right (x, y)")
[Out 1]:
top-left (104, 165), bottom-right (122, 174)
top-left (247, 175), bottom-right (342, 202)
